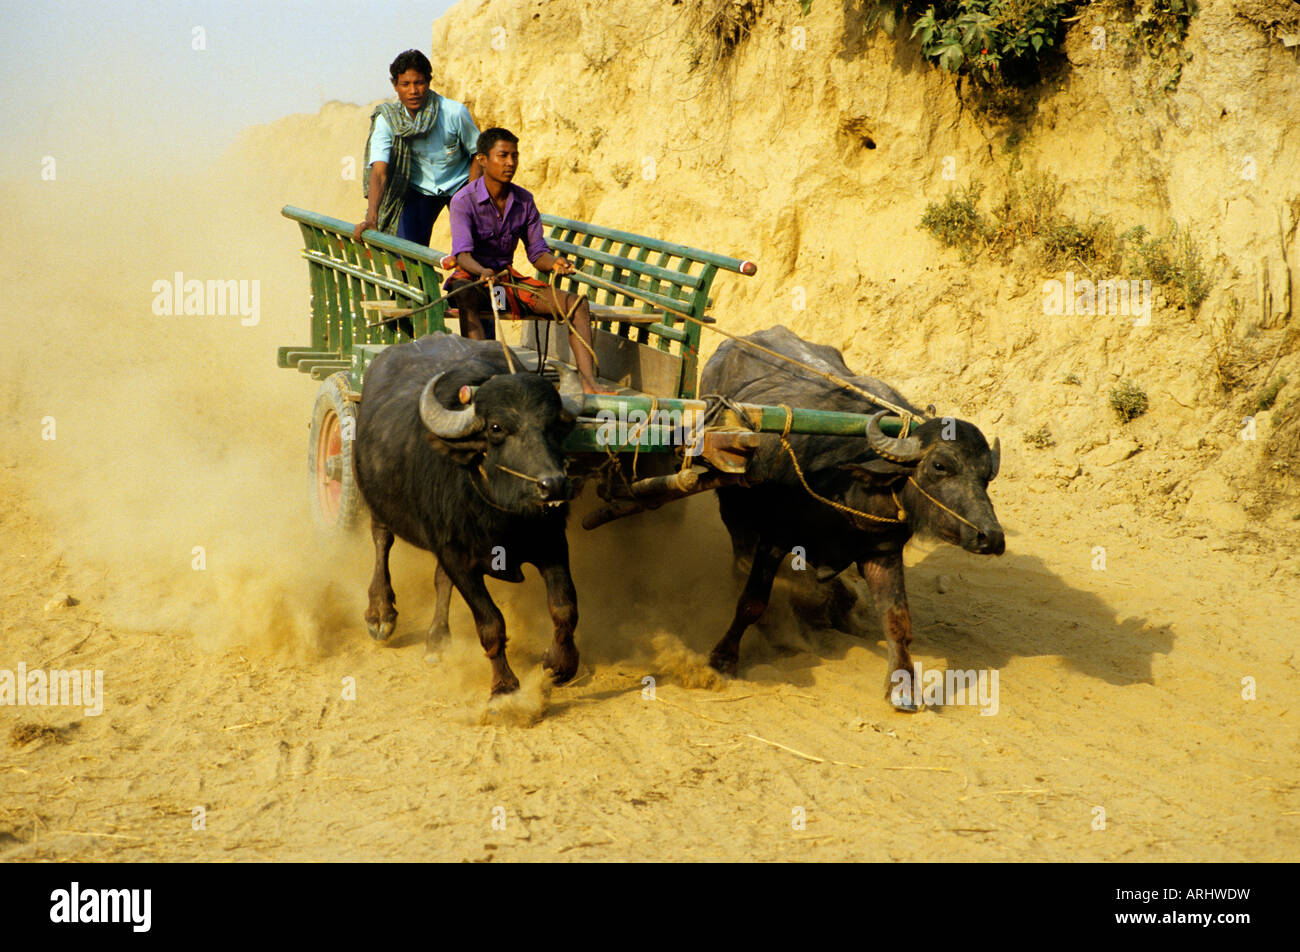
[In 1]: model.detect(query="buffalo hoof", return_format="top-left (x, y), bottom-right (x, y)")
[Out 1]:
top-left (888, 681), bottom-right (920, 713)
top-left (490, 670), bottom-right (520, 696)
top-left (424, 625), bottom-right (451, 663)
top-left (366, 617), bottom-right (396, 642)
top-left (708, 649), bottom-right (739, 677)
top-left (542, 644), bottom-right (579, 684)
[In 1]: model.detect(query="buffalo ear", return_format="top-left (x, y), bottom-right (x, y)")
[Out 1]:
top-left (839, 458), bottom-right (913, 486)
top-left (425, 432), bottom-right (488, 466)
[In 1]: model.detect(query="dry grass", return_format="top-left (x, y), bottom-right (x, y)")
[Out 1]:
top-left (686, 0), bottom-right (764, 75)
top-left (9, 723), bottom-right (72, 748)
top-left (1208, 297), bottom-right (1256, 394)
top-left (1024, 423), bottom-right (1056, 448)
top-left (1257, 327), bottom-right (1300, 505)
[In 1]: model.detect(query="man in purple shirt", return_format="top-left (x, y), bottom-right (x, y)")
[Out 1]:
top-left (444, 127), bottom-right (604, 394)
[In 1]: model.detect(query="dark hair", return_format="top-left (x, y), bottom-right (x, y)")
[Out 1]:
top-left (476, 127), bottom-right (519, 157)
top-left (389, 50), bottom-right (432, 83)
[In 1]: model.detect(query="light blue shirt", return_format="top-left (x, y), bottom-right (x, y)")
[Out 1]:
top-left (367, 95), bottom-right (479, 197)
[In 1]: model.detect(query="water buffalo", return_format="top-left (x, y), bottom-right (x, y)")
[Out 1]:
top-left (353, 332), bottom-right (582, 695)
top-left (698, 325), bottom-right (1004, 711)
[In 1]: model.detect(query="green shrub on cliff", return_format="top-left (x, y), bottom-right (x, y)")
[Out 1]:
top-left (858, 0), bottom-right (1083, 86)
top-left (797, 0), bottom-right (1199, 92)
top-left (919, 168), bottom-right (1213, 311)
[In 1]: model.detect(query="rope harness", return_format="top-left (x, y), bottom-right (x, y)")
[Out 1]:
top-left (773, 405), bottom-right (907, 527)
top-left (594, 393), bottom-right (659, 494)
top-left (769, 405), bottom-right (985, 536)
top-left (470, 458), bottom-right (561, 513)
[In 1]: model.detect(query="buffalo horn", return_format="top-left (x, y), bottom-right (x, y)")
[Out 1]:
top-left (419, 373), bottom-right (483, 438)
top-left (866, 410), bottom-right (924, 463)
top-left (989, 436), bottom-right (1001, 480)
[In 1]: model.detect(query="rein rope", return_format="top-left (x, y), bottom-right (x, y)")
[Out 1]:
top-left (546, 278), bottom-right (600, 373)
top-left (488, 460), bottom-right (544, 485)
top-left (767, 405), bottom-right (986, 536)
top-left (485, 276), bottom-right (520, 374)
top-left (454, 265), bottom-right (961, 526)
top-left (394, 259), bottom-right (918, 426)
top-left (462, 273), bottom-right (601, 378)
top-left (561, 267), bottom-right (927, 424)
top-left (903, 475), bottom-right (983, 534)
top-left (470, 458), bottom-right (559, 513)
top-left (469, 463), bottom-right (514, 512)
top-left (773, 405), bottom-right (907, 527)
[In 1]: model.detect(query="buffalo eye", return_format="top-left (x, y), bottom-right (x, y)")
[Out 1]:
top-left (931, 459), bottom-right (949, 475)
top-left (488, 422), bottom-right (506, 437)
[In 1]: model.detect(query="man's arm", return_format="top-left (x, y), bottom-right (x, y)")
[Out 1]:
top-left (524, 201), bottom-right (573, 274)
top-left (354, 161), bottom-right (388, 239)
top-left (454, 252), bottom-right (509, 279)
top-left (354, 113), bottom-right (394, 240)
top-left (530, 251), bottom-right (575, 275)
top-left (460, 106), bottom-right (483, 183)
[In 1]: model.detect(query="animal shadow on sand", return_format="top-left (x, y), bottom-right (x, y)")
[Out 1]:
top-left (719, 529), bottom-right (1176, 695)
top-left (341, 496), bottom-right (1175, 707)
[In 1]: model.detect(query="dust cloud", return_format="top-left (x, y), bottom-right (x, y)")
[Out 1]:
top-left (0, 158), bottom-right (774, 705)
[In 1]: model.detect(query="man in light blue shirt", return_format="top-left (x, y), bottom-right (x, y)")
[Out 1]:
top-left (354, 50), bottom-right (481, 244)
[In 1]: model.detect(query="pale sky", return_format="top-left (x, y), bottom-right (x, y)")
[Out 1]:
top-left (0, 0), bottom-right (459, 179)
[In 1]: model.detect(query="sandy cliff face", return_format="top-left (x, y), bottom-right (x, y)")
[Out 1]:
top-left (427, 0), bottom-right (1297, 321)
top-left (222, 0), bottom-right (1299, 538)
top-left (425, 0), bottom-right (1299, 537)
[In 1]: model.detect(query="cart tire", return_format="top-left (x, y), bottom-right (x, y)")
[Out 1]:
top-left (308, 372), bottom-right (365, 532)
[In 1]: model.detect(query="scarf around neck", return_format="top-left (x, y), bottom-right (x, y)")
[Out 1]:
top-left (363, 94), bottom-right (441, 235)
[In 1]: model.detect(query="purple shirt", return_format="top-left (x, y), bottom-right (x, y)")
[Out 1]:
top-left (448, 177), bottom-right (551, 271)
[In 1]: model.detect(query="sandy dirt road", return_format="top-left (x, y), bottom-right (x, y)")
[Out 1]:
top-left (3, 441), bottom-right (1298, 861)
top-left (1, 178), bottom-right (1297, 863)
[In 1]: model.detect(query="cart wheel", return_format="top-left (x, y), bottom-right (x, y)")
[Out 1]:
top-left (308, 372), bottom-right (364, 531)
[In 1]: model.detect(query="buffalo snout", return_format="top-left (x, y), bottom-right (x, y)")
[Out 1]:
top-left (972, 524), bottom-right (1006, 555)
top-left (538, 473), bottom-right (571, 502)
top-left (960, 516), bottom-right (1005, 555)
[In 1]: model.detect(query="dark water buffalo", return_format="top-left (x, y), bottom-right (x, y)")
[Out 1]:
top-left (698, 325), bottom-right (1004, 711)
top-left (354, 332), bottom-right (581, 695)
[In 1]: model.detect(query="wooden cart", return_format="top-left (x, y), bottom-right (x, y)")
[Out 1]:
top-left (277, 205), bottom-right (913, 531)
